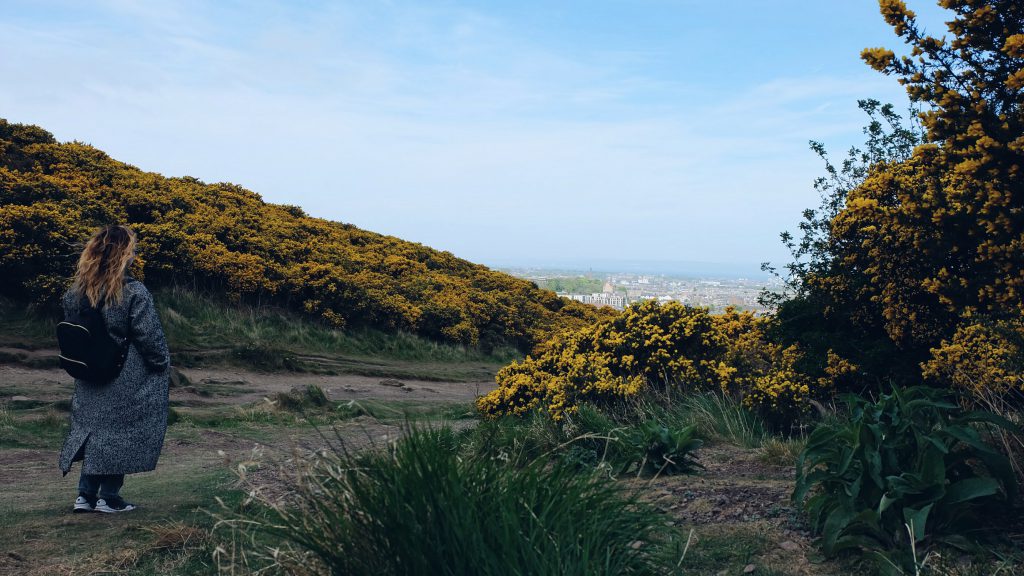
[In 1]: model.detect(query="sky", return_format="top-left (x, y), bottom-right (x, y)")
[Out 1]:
top-left (0, 1), bottom-right (954, 276)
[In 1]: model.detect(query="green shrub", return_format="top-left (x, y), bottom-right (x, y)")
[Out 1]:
top-left (624, 420), bottom-right (702, 476)
top-left (463, 402), bottom-right (703, 477)
top-left (793, 386), bottom-right (1019, 572)
top-left (246, 426), bottom-right (673, 575)
top-left (274, 384), bottom-right (329, 412)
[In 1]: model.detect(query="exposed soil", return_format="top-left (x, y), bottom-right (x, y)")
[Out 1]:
top-left (635, 443), bottom-right (839, 575)
top-left (1, 361), bottom-right (494, 405)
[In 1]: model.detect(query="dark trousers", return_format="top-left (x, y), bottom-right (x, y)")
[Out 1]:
top-left (78, 471), bottom-right (124, 499)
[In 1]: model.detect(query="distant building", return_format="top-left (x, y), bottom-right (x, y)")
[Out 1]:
top-left (562, 292), bottom-right (628, 310)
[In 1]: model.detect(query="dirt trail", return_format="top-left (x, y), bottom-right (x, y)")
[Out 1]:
top-left (634, 443), bottom-right (842, 575)
top-left (0, 363), bottom-right (494, 575)
top-left (0, 362), bottom-right (494, 479)
top-left (1, 362), bottom-right (494, 404)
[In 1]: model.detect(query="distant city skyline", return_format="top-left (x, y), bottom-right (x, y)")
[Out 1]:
top-left (0, 1), bottom-right (953, 268)
top-left (494, 258), bottom-right (775, 280)
top-left (510, 268), bottom-right (779, 312)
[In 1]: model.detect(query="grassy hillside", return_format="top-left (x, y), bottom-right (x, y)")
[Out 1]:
top-left (0, 287), bottom-right (520, 381)
top-left (0, 119), bottom-right (610, 353)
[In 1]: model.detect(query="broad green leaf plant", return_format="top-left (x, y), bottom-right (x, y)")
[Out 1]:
top-left (793, 386), bottom-right (1019, 572)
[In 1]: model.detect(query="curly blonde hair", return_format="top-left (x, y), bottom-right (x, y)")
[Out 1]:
top-left (72, 225), bottom-right (137, 307)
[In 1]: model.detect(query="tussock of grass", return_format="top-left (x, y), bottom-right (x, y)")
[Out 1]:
top-left (143, 521), bottom-right (211, 552)
top-left (0, 404), bottom-right (13, 428)
top-left (274, 384), bottom-right (330, 412)
top-left (758, 437), bottom-right (806, 467)
top-left (680, 392), bottom-right (767, 448)
top-left (224, 426), bottom-right (676, 575)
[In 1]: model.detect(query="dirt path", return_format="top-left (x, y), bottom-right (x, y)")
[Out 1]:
top-left (0, 363), bottom-right (495, 405)
top-left (0, 363), bottom-right (493, 575)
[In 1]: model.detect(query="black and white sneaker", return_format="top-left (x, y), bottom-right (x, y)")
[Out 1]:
top-left (73, 493), bottom-right (97, 513)
top-left (95, 496), bottom-right (136, 513)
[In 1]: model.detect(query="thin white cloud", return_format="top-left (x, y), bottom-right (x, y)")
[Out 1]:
top-left (0, 0), bottom-right (915, 270)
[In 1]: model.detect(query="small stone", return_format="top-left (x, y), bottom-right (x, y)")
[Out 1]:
top-left (630, 540), bottom-right (644, 550)
top-left (169, 367), bottom-right (191, 388)
top-left (743, 564), bottom-right (756, 573)
top-left (779, 540), bottom-right (799, 551)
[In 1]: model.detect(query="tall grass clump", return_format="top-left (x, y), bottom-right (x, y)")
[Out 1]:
top-left (680, 392), bottom-right (767, 448)
top-left (235, 426), bottom-right (673, 575)
top-left (0, 404), bottom-right (13, 429)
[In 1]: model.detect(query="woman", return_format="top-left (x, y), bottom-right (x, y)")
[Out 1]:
top-left (57, 225), bottom-right (170, 514)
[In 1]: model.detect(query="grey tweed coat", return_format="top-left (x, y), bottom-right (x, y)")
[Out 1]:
top-left (58, 279), bottom-right (170, 476)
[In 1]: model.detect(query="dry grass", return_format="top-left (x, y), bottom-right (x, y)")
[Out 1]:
top-left (758, 437), bottom-right (806, 467)
top-left (40, 549), bottom-right (141, 576)
top-left (144, 521), bottom-right (211, 552)
top-left (970, 386), bottom-right (1024, 486)
top-left (0, 403), bottom-right (14, 428)
top-left (36, 523), bottom-right (213, 576)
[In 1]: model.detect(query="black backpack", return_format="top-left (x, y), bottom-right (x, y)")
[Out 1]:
top-left (56, 293), bottom-right (130, 383)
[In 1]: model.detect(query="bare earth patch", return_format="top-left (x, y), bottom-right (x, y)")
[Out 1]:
top-left (633, 443), bottom-right (846, 575)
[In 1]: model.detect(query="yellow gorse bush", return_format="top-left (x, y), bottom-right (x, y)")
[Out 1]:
top-left (478, 301), bottom-right (835, 423)
top-left (0, 120), bottom-right (609, 350)
top-left (922, 319), bottom-right (1024, 394)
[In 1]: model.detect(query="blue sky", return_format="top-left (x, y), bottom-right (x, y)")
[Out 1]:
top-left (0, 1), bottom-right (952, 275)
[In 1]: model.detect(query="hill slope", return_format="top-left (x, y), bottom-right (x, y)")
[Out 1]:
top-left (0, 119), bottom-right (609, 351)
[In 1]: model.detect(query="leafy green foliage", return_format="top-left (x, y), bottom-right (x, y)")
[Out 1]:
top-left (761, 100), bottom-right (926, 390)
top-left (564, 404), bottom-right (704, 476)
top-left (761, 98), bottom-right (923, 308)
top-left (793, 386), bottom-right (1019, 571)
top-left (463, 403), bottom-right (703, 477)
top-left (627, 419), bottom-right (703, 476)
